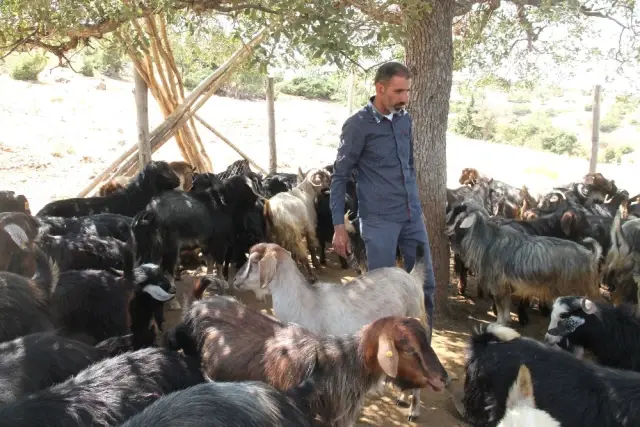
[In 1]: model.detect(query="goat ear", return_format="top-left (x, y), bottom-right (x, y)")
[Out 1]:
top-left (458, 213), bottom-right (476, 229)
top-left (259, 250), bottom-right (278, 289)
top-left (2, 223), bottom-right (30, 250)
top-left (560, 211), bottom-right (574, 236)
top-left (506, 365), bottom-right (535, 409)
top-left (581, 297), bottom-right (598, 315)
top-left (297, 167), bottom-right (305, 181)
top-left (376, 334), bottom-right (399, 378)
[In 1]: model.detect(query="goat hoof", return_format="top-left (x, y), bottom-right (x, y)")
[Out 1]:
top-left (407, 415), bottom-right (419, 423)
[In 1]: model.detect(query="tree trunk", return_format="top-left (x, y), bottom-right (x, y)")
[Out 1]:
top-left (404, 1), bottom-right (454, 319)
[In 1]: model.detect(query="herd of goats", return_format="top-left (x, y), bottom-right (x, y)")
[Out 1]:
top-left (0, 156), bottom-right (639, 427)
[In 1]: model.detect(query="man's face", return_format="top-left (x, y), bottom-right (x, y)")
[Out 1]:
top-left (376, 75), bottom-right (410, 114)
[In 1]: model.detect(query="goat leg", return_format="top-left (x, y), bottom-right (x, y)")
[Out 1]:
top-left (338, 255), bottom-right (349, 269)
top-left (454, 254), bottom-right (468, 296)
top-left (407, 389), bottom-right (421, 422)
top-left (493, 291), bottom-right (512, 326)
top-left (161, 242), bottom-right (181, 282)
top-left (319, 238), bottom-right (327, 266)
top-left (517, 298), bottom-right (530, 326)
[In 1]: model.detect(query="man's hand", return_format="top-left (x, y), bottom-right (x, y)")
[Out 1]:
top-left (332, 224), bottom-right (351, 259)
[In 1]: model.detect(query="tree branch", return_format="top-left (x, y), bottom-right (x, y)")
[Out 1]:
top-left (339, 0), bottom-right (403, 25)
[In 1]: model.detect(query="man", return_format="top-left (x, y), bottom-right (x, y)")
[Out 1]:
top-left (330, 61), bottom-right (437, 339)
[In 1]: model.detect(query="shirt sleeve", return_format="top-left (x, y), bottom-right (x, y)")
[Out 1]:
top-left (330, 119), bottom-right (365, 226)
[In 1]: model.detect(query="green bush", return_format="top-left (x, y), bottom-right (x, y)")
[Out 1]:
top-left (79, 60), bottom-right (94, 77)
top-left (330, 76), bottom-right (372, 108)
top-left (451, 96), bottom-right (484, 139)
top-left (584, 103), bottom-right (593, 112)
top-left (218, 68), bottom-right (270, 100)
top-left (512, 105), bottom-right (532, 117)
top-left (496, 114), bottom-right (582, 157)
top-left (278, 75), bottom-right (340, 100)
top-left (80, 37), bottom-right (127, 77)
top-left (9, 53), bottom-right (47, 81)
top-left (600, 145), bottom-right (635, 165)
top-left (600, 113), bottom-right (622, 133)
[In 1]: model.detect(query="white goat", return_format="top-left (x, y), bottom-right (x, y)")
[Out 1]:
top-left (232, 241), bottom-right (430, 421)
top-left (497, 364), bottom-right (561, 427)
top-left (263, 168), bottom-right (331, 281)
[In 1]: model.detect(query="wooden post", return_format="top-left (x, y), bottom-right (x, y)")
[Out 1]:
top-left (347, 70), bottom-right (355, 115)
top-left (589, 84), bottom-right (602, 174)
top-left (266, 76), bottom-right (277, 174)
top-left (135, 70), bottom-right (151, 170)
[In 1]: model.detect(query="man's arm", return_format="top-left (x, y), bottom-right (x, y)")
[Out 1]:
top-left (330, 119), bottom-right (365, 226)
top-left (408, 115), bottom-right (415, 170)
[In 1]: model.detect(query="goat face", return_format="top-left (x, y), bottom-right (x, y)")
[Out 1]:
top-left (582, 172), bottom-right (616, 203)
top-left (232, 243), bottom-right (288, 300)
top-left (543, 296), bottom-right (598, 358)
top-left (444, 202), bottom-right (482, 236)
top-left (146, 161), bottom-right (181, 192)
top-left (134, 263), bottom-right (177, 302)
top-left (369, 317), bottom-right (449, 392)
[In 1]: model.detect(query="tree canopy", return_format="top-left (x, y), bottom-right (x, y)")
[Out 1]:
top-left (1, 0), bottom-right (637, 84)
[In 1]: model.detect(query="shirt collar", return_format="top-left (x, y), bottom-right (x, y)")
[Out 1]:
top-left (366, 96), bottom-right (407, 123)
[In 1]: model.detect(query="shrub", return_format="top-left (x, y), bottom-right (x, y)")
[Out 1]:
top-left (512, 105), bottom-right (532, 117)
top-left (496, 114), bottom-right (582, 157)
top-left (9, 53), bottom-right (48, 81)
top-left (584, 103), bottom-right (593, 112)
top-left (330, 76), bottom-right (372, 108)
top-left (218, 68), bottom-right (269, 100)
top-left (451, 96), bottom-right (483, 139)
top-left (600, 145), bottom-right (635, 165)
top-left (278, 75), bottom-right (340, 100)
top-left (80, 60), bottom-right (94, 77)
top-left (80, 37), bottom-right (128, 77)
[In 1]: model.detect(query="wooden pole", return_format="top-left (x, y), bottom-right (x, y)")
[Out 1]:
top-left (194, 114), bottom-right (268, 175)
top-left (589, 84), bottom-right (602, 174)
top-left (76, 27), bottom-right (269, 198)
top-left (135, 69), bottom-right (151, 170)
top-left (266, 77), bottom-right (277, 174)
top-left (347, 70), bottom-right (355, 115)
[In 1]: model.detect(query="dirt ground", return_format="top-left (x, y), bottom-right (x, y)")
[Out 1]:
top-left (165, 252), bottom-right (552, 427)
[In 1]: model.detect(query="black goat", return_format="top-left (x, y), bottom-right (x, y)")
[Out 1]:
top-left (134, 175), bottom-right (261, 280)
top-left (36, 161), bottom-right (180, 217)
top-left (53, 237), bottom-right (176, 348)
top-left (215, 158), bottom-right (252, 181)
top-left (191, 172), bottom-right (223, 192)
top-left (0, 332), bottom-right (132, 404)
top-left (315, 189), bottom-right (357, 269)
top-left (223, 197), bottom-right (267, 279)
top-left (462, 322), bottom-right (640, 427)
top-left (35, 232), bottom-right (132, 272)
top-left (545, 296), bottom-right (640, 372)
top-left (0, 211), bottom-right (41, 274)
top-left (0, 190), bottom-right (30, 214)
top-left (263, 172), bottom-right (297, 198)
top-left (324, 163), bottom-right (358, 214)
top-left (36, 213), bottom-right (133, 242)
top-left (120, 379), bottom-right (318, 427)
top-left (0, 347), bottom-right (205, 427)
top-left (0, 245), bottom-right (57, 343)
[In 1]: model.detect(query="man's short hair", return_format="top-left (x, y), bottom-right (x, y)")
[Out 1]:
top-left (374, 61), bottom-right (411, 84)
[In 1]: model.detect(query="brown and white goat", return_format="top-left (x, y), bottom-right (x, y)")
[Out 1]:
top-left (168, 161), bottom-right (196, 192)
top-left (166, 294), bottom-right (448, 426)
top-left (263, 167), bottom-right (331, 281)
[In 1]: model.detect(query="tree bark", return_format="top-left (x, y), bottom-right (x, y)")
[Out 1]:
top-left (405, 1), bottom-right (455, 319)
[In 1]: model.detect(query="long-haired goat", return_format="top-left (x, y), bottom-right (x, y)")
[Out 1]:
top-left (120, 379), bottom-right (318, 427)
top-left (0, 332), bottom-right (132, 404)
top-left (0, 245), bottom-right (57, 343)
top-left (445, 201), bottom-right (602, 325)
top-left (604, 212), bottom-right (640, 310)
top-left (36, 160), bottom-right (180, 217)
top-left (496, 364), bottom-right (560, 427)
top-left (0, 347), bottom-right (204, 427)
top-left (36, 213), bottom-right (133, 242)
top-left (232, 241), bottom-right (431, 420)
top-left (462, 322), bottom-right (640, 427)
top-left (165, 295), bottom-right (448, 426)
top-left (263, 168), bottom-right (331, 281)
top-left (544, 296), bottom-right (640, 371)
